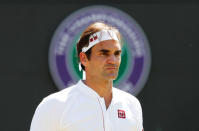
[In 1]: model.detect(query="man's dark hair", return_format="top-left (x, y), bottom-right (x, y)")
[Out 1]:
top-left (76, 21), bottom-right (121, 70)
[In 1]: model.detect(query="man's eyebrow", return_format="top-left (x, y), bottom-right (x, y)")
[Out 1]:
top-left (99, 49), bottom-right (122, 54)
top-left (99, 49), bottom-right (110, 53)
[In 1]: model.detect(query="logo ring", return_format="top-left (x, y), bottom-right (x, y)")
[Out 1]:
top-left (49, 5), bottom-right (151, 95)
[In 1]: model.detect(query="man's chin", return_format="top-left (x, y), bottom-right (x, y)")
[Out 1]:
top-left (103, 73), bottom-right (118, 80)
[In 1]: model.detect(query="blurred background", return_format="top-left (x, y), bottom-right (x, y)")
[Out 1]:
top-left (0, 1), bottom-right (197, 131)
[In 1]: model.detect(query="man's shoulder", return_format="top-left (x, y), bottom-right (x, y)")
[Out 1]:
top-left (37, 84), bottom-right (79, 109)
top-left (44, 84), bottom-right (78, 103)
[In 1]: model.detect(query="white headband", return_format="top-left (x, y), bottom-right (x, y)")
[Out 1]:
top-left (81, 30), bottom-right (119, 52)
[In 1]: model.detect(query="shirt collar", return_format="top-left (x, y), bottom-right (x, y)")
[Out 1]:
top-left (77, 80), bottom-right (102, 99)
top-left (77, 80), bottom-right (117, 105)
top-left (77, 80), bottom-right (118, 109)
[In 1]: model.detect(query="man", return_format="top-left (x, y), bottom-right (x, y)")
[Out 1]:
top-left (30, 22), bottom-right (143, 131)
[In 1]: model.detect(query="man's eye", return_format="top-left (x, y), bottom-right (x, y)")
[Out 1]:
top-left (115, 52), bottom-right (121, 56)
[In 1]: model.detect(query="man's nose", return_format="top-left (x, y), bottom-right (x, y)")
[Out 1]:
top-left (107, 54), bottom-right (119, 64)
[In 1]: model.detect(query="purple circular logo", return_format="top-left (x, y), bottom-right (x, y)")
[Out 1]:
top-left (49, 5), bottom-right (151, 95)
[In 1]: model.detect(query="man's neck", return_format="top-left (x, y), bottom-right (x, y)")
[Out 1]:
top-left (84, 77), bottom-right (113, 109)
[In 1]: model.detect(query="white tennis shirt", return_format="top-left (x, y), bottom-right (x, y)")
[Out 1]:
top-left (30, 80), bottom-right (143, 131)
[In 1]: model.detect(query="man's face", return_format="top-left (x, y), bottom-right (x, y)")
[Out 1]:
top-left (86, 40), bottom-right (122, 81)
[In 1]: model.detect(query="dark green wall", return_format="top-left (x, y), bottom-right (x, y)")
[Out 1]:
top-left (0, 3), bottom-right (197, 131)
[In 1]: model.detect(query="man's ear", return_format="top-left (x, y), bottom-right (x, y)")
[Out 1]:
top-left (79, 52), bottom-right (88, 67)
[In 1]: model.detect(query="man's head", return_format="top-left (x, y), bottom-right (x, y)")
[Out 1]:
top-left (76, 22), bottom-right (122, 81)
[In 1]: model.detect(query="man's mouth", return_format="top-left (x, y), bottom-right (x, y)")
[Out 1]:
top-left (104, 64), bottom-right (118, 70)
top-left (106, 67), bottom-right (116, 69)
top-left (105, 66), bottom-right (118, 70)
